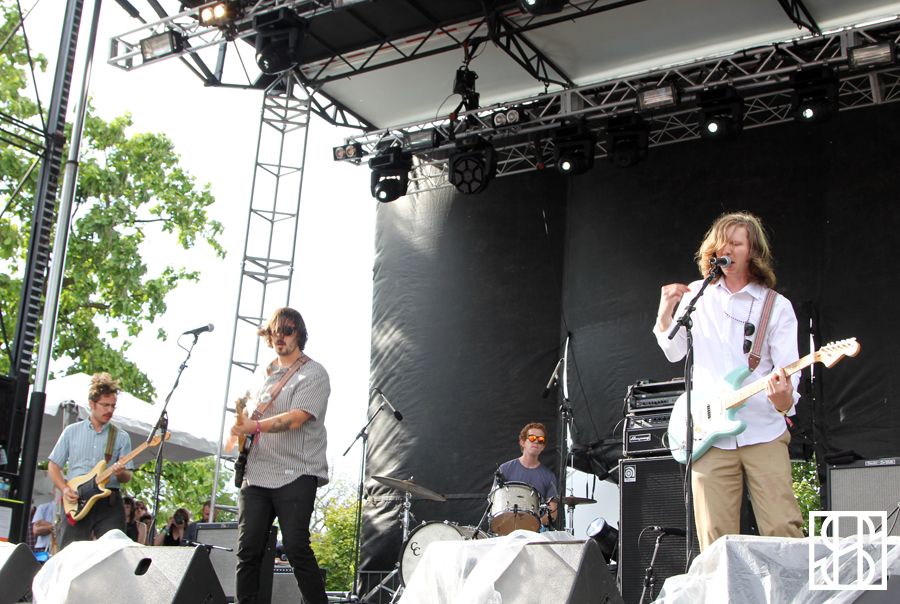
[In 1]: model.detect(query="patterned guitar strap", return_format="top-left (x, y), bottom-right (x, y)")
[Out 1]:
top-left (105, 424), bottom-right (118, 506)
top-left (746, 289), bottom-right (792, 426)
top-left (251, 354), bottom-right (311, 422)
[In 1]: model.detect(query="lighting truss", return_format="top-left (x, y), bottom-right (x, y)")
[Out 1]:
top-left (335, 17), bottom-right (900, 195)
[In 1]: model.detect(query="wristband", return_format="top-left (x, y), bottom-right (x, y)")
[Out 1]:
top-left (255, 420), bottom-right (262, 436)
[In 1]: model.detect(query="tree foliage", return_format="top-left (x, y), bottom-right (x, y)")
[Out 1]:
top-left (311, 473), bottom-right (358, 592)
top-left (0, 3), bottom-right (224, 399)
top-left (792, 456), bottom-right (822, 535)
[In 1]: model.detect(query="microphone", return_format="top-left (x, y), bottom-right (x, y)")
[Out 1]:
top-left (650, 526), bottom-right (686, 537)
top-left (495, 464), bottom-right (506, 486)
top-left (709, 256), bottom-right (732, 268)
top-left (183, 324), bottom-right (214, 335)
top-left (374, 388), bottom-right (403, 421)
top-left (541, 358), bottom-right (565, 399)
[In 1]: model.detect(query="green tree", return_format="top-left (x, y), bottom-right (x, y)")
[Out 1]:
top-left (127, 456), bottom-right (238, 527)
top-left (792, 455), bottom-right (822, 535)
top-left (0, 3), bottom-right (224, 400)
top-left (311, 493), bottom-right (358, 591)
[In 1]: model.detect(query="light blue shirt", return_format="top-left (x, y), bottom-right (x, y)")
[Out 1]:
top-left (33, 501), bottom-right (55, 550)
top-left (48, 420), bottom-right (133, 488)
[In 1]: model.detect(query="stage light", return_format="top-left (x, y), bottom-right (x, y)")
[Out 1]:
top-left (518, 0), bottom-right (566, 15)
top-left (333, 142), bottom-right (363, 161)
top-left (253, 9), bottom-right (308, 75)
top-left (697, 86), bottom-right (743, 142)
top-left (636, 84), bottom-right (678, 111)
top-left (605, 114), bottom-right (648, 168)
top-left (368, 146), bottom-right (412, 202)
top-left (791, 67), bottom-right (839, 125)
top-left (587, 517), bottom-right (618, 563)
top-left (405, 129), bottom-right (441, 152)
top-left (552, 123), bottom-right (596, 176)
top-left (492, 107), bottom-right (526, 128)
top-left (849, 41), bottom-right (895, 69)
top-left (199, 2), bottom-right (238, 27)
top-left (449, 136), bottom-right (496, 195)
top-left (139, 31), bottom-right (184, 62)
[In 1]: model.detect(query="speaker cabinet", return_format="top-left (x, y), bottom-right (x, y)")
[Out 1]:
top-left (828, 458), bottom-right (900, 537)
top-left (67, 546), bottom-right (226, 604)
top-left (0, 542), bottom-right (41, 603)
top-left (194, 522), bottom-right (278, 603)
top-left (618, 457), bottom-right (699, 604)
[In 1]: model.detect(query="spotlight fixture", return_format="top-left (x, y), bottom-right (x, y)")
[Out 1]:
top-left (605, 114), bottom-right (648, 168)
top-left (333, 142), bottom-right (363, 161)
top-left (368, 146), bottom-right (412, 203)
top-left (790, 67), bottom-right (839, 125)
top-left (697, 86), bottom-right (744, 142)
top-left (586, 517), bottom-right (618, 563)
top-left (518, 0), bottom-right (566, 15)
top-left (636, 84), bottom-right (679, 111)
top-left (253, 9), bottom-right (308, 75)
top-left (492, 107), bottom-right (526, 128)
top-left (139, 31), bottom-right (184, 62)
top-left (199, 2), bottom-right (239, 27)
top-left (552, 123), bottom-right (596, 176)
top-left (405, 129), bottom-right (441, 153)
top-left (449, 135), bottom-right (497, 195)
top-left (848, 41), bottom-right (896, 69)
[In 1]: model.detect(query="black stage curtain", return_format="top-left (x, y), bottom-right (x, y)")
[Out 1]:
top-left (564, 101), bottom-right (900, 482)
top-left (362, 170), bottom-right (567, 570)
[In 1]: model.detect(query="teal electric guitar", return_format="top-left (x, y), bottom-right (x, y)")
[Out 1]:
top-left (667, 338), bottom-right (860, 464)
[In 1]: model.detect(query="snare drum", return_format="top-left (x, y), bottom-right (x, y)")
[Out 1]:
top-left (488, 481), bottom-right (541, 535)
top-left (400, 521), bottom-right (487, 586)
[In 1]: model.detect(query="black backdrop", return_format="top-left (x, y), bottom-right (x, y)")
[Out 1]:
top-left (362, 101), bottom-right (900, 569)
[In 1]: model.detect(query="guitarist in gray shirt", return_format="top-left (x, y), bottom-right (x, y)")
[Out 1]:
top-left (228, 307), bottom-right (329, 604)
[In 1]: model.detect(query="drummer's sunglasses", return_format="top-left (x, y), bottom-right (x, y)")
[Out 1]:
top-left (526, 435), bottom-right (546, 444)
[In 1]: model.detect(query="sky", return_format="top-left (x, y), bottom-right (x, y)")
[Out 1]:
top-left (22, 0), bottom-right (616, 536)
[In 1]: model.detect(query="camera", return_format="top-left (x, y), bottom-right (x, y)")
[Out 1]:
top-left (173, 515), bottom-right (185, 525)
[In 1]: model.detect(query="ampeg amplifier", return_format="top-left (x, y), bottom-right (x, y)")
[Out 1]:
top-left (624, 413), bottom-right (671, 457)
top-left (626, 379), bottom-right (684, 414)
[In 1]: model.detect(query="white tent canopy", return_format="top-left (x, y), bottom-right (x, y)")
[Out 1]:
top-left (33, 373), bottom-right (220, 469)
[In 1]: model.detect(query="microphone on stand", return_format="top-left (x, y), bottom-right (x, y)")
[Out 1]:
top-left (495, 464), bottom-right (506, 486)
top-left (709, 256), bottom-right (732, 268)
top-left (374, 388), bottom-right (403, 421)
top-left (182, 324), bottom-right (214, 335)
top-left (650, 526), bottom-right (686, 537)
top-left (541, 358), bottom-right (565, 399)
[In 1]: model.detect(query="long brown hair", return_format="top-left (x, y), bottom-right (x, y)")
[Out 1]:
top-left (695, 212), bottom-right (776, 288)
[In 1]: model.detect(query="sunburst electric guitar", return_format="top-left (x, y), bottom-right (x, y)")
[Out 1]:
top-left (667, 338), bottom-right (860, 464)
top-left (64, 432), bottom-right (170, 522)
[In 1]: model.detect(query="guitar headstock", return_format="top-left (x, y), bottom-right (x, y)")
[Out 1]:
top-left (816, 338), bottom-right (860, 368)
top-left (236, 397), bottom-right (247, 415)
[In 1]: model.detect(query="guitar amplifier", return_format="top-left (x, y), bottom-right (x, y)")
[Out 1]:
top-left (624, 412), bottom-right (671, 457)
top-left (626, 379), bottom-right (684, 414)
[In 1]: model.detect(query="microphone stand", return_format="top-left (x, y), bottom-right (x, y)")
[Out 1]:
top-left (666, 264), bottom-right (719, 571)
top-left (148, 333), bottom-right (200, 542)
top-left (344, 399), bottom-right (386, 599)
top-left (553, 334), bottom-right (572, 531)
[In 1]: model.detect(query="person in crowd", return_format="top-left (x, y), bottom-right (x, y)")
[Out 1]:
top-left (47, 373), bottom-right (132, 549)
top-left (123, 496), bottom-right (148, 544)
top-left (653, 211), bottom-right (804, 551)
top-left (154, 508), bottom-right (192, 546)
top-left (227, 307), bottom-right (330, 604)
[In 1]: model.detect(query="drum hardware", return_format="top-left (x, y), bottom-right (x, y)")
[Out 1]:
top-left (373, 475), bottom-right (447, 502)
top-left (560, 495), bottom-right (595, 536)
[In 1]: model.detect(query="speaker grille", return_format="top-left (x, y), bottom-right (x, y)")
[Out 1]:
top-left (828, 460), bottom-right (900, 537)
top-left (618, 457), bottom-right (698, 604)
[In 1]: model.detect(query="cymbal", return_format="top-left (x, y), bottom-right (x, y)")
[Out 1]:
top-left (373, 475), bottom-right (447, 502)
top-left (560, 496), bottom-right (596, 507)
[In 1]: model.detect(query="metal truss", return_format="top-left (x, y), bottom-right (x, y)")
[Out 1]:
top-left (210, 69), bottom-right (312, 507)
top-left (338, 16), bottom-right (900, 195)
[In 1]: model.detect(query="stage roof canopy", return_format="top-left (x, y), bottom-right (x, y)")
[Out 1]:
top-left (111, 1), bottom-right (900, 129)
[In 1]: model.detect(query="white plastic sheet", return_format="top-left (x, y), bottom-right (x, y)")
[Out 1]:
top-left (654, 534), bottom-right (900, 604)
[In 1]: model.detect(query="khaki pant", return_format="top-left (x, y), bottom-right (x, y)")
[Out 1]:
top-left (692, 428), bottom-right (805, 551)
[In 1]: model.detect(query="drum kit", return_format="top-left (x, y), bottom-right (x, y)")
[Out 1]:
top-left (372, 474), bottom-right (597, 590)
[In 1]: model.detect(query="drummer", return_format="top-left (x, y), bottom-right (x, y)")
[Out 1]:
top-left (494, 422), bottom-right (558, 527)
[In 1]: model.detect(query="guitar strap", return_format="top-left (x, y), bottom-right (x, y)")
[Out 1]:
top-left (747, 289), bottom-right (779, 372)
top-left (104, 424), bottom-right (117, 463)
top-left (250, 355), bottom-right (310, 421)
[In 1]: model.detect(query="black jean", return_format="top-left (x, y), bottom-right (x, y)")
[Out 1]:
top-left (59, 489), bottom-right (126, 549)
top-left (236, 475), bottom-right (326, 604)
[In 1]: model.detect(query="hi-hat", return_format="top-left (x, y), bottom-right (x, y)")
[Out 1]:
top-left (374, 476), bottom-right (447, 502)
top-left (560, 496), bottom-right (596, 506)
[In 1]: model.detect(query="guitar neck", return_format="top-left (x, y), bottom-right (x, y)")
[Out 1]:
top-left (95, 433), bottom-right (168, 483)
top-left (723, 351), bottom-right (819, 410)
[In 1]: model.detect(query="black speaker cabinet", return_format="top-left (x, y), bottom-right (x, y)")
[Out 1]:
top-left (828, 458), bottom-right (900, 537)
top-left (493, 540), bottom-right (623, 604)
top-left (194, 522), bottom-right (278, 603)
top-left (67, 545), bottom-right (226, 604)
top-left (619, 457), bottom-right (699, 604)
top-left (0, 542), bottom-right (41, 604)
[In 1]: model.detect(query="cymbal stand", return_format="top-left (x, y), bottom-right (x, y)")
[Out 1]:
top-left (564, 501), bottom-right (577, 536)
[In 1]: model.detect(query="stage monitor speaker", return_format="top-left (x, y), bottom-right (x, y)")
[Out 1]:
top-left (194, 522), bottom-right (278, 603)
top-left (619, 457), bottom-right (699, 604)
top-left (493, 539), bottom-right (623, 604)
top-left (828, 459), bottom-right (900, 537)
top-left (67, 545), bottom-right (226, 604)
top-left (0, 542), bottom-right (41, 604)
